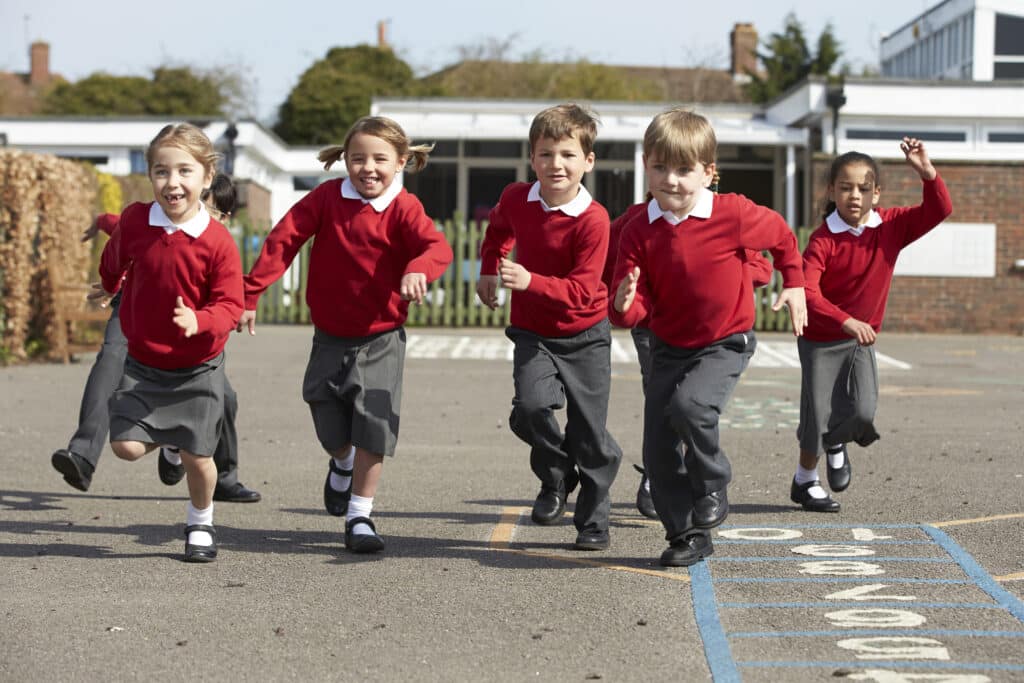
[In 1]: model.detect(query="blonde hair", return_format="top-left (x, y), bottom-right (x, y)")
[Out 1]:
top-left (317, 116), bottom-right (433, 174)
top-left (529, 103), bottom-right (599, 156)
top-left (643, 108), bottom-right (717, 169)
top-left (146, 123), bottom-right (220, 176)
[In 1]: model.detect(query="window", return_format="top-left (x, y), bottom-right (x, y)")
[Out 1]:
top-left (130, 149), bottom-right (146, 174)
top-left (292, 176), bottom-right (321, 190)
top-left (995, 13), bottom-right (1024, 55)
top-left (994, 62), bottom-right (1024, 79)
top-left (593, 142), bottom-right (634, 161)
top-left (403, 162), bottom-right (456, 219)
top-left (464, 141), bottom-right (522, 158)
top-left (989, 132), bottom-right (1024, 143)
top-left (846, 129), bottom-right (966, 142)
top-left (428, 140), bottom-right (458, 157)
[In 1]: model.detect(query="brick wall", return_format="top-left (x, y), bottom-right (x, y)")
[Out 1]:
top-left (810, 156), bottom-right (1024, 334)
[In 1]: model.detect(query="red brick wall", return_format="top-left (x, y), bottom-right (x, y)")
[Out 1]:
top-left (810, 156), bottom-right (1024, 334)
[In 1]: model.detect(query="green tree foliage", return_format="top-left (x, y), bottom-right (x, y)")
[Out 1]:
top-left (42, 67), bottom-right (227, 116)
top-left (745, 14), bottom-right (842, 103)
top-left (274, 45), bottom-right (428, 145)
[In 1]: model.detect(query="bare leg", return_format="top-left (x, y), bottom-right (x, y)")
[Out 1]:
top-left (110, 440), bottom-right (157, 461)
top-left (181, 451), bottom-right (217, 510)
top-left (799, 449), bottom-right (819, 471)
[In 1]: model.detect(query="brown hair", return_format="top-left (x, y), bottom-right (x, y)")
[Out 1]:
top-left (643, 108), bottom-right (716, 169)
top-left (317, 116), bottom-right (433, 174)
top-left (529, 103), bottom-right (599, 156)
top-left (146, 123), bottom-right (220, 177)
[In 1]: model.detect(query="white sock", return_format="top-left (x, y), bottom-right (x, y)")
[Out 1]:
top-left (329, 446), bottom-right (355, 492)
top-left (347, 494), bottom-right (374, 536)
top-left (643, 477), bottom-right (651, 494)
top-left (162, 446), bottom-right (182, 466)
top-left (825, 444), bottom-right (845, 468)
top-left (795, 465), bottom-right (827, 499)
top-left (186, 501), bottom-right (214, 546)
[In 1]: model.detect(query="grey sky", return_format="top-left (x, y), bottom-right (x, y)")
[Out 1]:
top-left (1, 0), bottom-right (932, 121)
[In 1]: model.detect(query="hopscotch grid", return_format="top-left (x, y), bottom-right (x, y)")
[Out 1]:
top-left (714, 577), bottom-right (972, 584)
top-left (721, 601), bottom-right (1002, 609)
top-left (729, 629), bottom-right (1024, 638)
top-left (736, 660), bottom-right (1024, 672)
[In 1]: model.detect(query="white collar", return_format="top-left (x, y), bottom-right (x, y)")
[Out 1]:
top-left (527, 181), bottom-right (593, 217)
top-left (826, 209), bottom-right (882, 236)
top-left (341, 174), bottom-right (404, 212)
top-left (647, 187), bottom-right (714, 226)
top-left (149, 202), bottom-right (210, 238)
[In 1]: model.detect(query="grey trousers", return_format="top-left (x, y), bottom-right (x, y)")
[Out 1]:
top-left (506, 319), bottom-right (623, 533)
top-left (65, 297), bottom-right (241, 485)
top-left (643, 331), bottom-right (756, 542)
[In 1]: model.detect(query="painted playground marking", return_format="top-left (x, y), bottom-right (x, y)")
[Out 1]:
top-left (406, 334), bottom-right (912, 370)
top-left (489, 510), bottom-right (1024, 680)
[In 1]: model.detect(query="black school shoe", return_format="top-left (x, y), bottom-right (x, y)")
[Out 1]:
top-left (157, 448), bottom-right (185, 486)
top-left (530, 469), bottom-right (579, 526)
top-left (213, 482), bottom-right (262, 503)
top-left (660, 534), bottom-right (714, 567)
top-left (693, 488), bottom-right (729, 529)
top-left (51, 449), bottom-right (94, 492)
top-left (324, 458), bottom-right (353, 517)
top-left (183, 524), bottom-right (217, 563)
top-left (790, 478), bottom-right (841, 512)
top-left (345, 516), bottom-right (385, 553)
top-left (825, 445), bottom-right (852, 492)
top-left (633, 464), bottom-right (658, 519)
top-left (574, 528), bottom-right (610, 551)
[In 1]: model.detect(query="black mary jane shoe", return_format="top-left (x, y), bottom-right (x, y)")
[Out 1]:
top-left (183, 524), bottom-right (218, 563)
top-left (323, 458), bottom-right (353, 517)
top-left (825, 445), bottom-right (852, 492)
top-left (157, 448), bottom-right (185, 486)
top-left (790, 478), bottom-right (841, 513)
top-left (345, 517), bottom-right (385, 554)
top-left (660, 534), bottom-right (714, 567)
top-left (633, 464), bottom-right (658, 520)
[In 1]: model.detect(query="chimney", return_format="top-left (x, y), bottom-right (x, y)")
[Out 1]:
top-left (377, 20), bottom-right (389, 50)
top-left (29, 41), bottom-right (51, 87)
top-left (730, 23), bottom-right (758, 83)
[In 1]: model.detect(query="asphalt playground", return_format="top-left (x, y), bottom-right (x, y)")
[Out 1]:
top-left (1, 327), bottom-right (1022, 682)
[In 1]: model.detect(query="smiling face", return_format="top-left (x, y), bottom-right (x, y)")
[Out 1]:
top-left (344, 132), bottom-right (407, 199)
top-left (644, 155), bottom-right (716, 218)
top-left (529, 135), bottom-right (595, 207)
top-left (149, 144), bottom-right (213, 224)
top-left (829, 161), bottom-right (881, 226)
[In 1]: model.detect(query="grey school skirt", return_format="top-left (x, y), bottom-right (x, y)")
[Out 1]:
top-left (109, 353), bottom-right (227, 457)
top-left (796, 337), bottom-right (880, 456)
top-left (302, 326), bottom-right (406, 457)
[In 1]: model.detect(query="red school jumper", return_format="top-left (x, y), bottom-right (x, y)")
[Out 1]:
top-left (98, 202), bottom-right (243, 370)
top-left (480, 182), bottom-right (610, 338)
top-left (609, 193), bottom-right (804, 349)
top-left (243, 179), bottom-right (452, 336)
top-left (802, 175), bottom-right (953, 342)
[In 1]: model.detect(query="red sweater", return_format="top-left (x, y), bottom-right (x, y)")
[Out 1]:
top-left (480, 183), bottom-right (611, 338)
top-left (243, 179), bottom-right (452, 337)
top-left (803, 175), bottom-right (953, 341)
top-left (602, 203), bottom-right (775, 328)
top-left (99, 202), bottom-right (243, 370)
top-left (610, 193), bottom-right (804, 348)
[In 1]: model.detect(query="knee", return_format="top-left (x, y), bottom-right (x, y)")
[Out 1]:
top-left (110, 440), bottom-right (144, 461)
top-left (667, 393), bottom-right (708, 433)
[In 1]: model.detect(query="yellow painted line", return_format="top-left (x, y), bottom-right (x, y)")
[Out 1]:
top-left (995, 572), bottom-right (1024, 582)
top-left (930, 512), bottom-right (1024, 527)
top-left (489, 506), bottom-right (690, 583)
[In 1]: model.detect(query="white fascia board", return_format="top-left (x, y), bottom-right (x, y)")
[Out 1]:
top-left (840, 81), bottom-right (1024, 117)
top-left (763, 81), bottom-right (828, 126)
top-left (0, 118), bottom-right (184, 147)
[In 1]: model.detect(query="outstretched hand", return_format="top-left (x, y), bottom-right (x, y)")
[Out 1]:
top-left (773, 286), bottom-right (807, 337)
top-left (476, 275), bottom-right (499, 310)
top-left (81, 219), bottom-right (101, 243)
top-left (900, 137), bottom-right (936, 181)
top-left (172, 296), bottom-right (199, 338)
top-left (614, 267), bottom-right (640, 313)
top-left (86, 282), bottom-right (114, 307)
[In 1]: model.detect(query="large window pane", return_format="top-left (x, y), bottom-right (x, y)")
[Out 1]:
top-left (404, 162), bottom-right (456, 220)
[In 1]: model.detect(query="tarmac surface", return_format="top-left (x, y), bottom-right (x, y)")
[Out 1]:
top-left (2, 327), bottom-right (1022, 682)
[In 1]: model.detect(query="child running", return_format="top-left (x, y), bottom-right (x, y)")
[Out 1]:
top-left (238, 116), bottom-right (453, 553)
top-left (478, 103), bottom-right (622, 551)
top-left (51, 173), bottom-right (260, 503)
top-left (610, 108), bottom-right (806, 566)
top-left (790, 138), bottom-right (952, 512)
top-left (99, 124), bottom-right (244, 563)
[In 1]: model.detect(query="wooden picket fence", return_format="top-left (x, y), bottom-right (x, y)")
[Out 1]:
top-left (239, 218), bottom-right (812, 331)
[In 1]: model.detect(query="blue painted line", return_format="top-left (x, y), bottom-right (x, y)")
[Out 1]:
top-left (720, 528), bottom-right (921, 532)
top-left (729, 629), bottom-right (1024, 638)
top-left (714, 539), bottom-right (932, 545)
top-left (922, 524), bottom-right (1024, 624)
top-left (715, 577), bottom-right (970, 584)
top-left (721, 602), bottom-right (999, 609)
top-left (711, 556), bottom-right (952, 562)
top-left (689, 561), bottom-right (740, 683)
top-left (738, 660), bottom-right (1024, 672)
